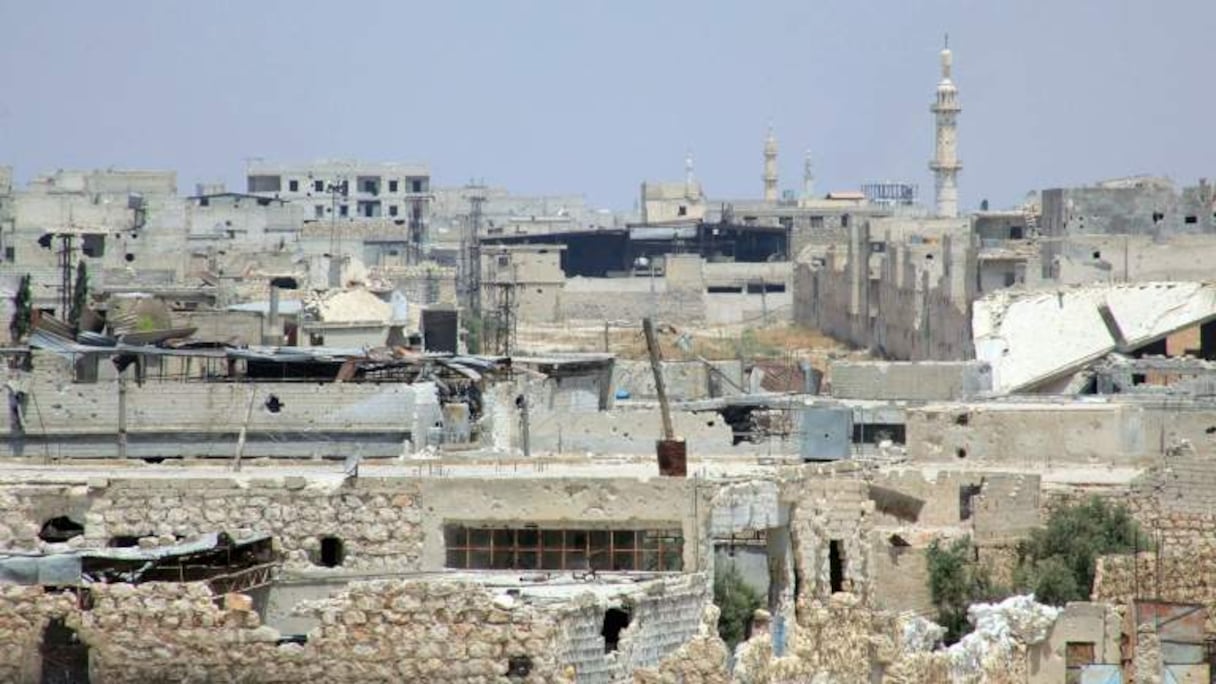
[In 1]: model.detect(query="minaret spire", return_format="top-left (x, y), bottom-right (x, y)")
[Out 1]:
top-left (763, 123), bottom-right (779, 202)
top-left (684, 149), bottom-right (695, 194)
top-left (802, 149), bottom-right (815, 200)
top-left (929, 37), bottom-right (962, 217)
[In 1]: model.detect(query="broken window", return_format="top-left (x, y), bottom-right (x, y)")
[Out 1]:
top-left (313, 180), bottom-right (324, 193)
top-left (841, 214), bottom-right (850, 228)
top-left (314, 205), bottom-right (324, 219)
top-left (411, 179), bottom-right (424, 193)
top-left (1009, 226), bottom-right (1024, 240)
top-left (828, 540), bottom-right (845, 593)
top-left (247, 175), bottom-right (281, 193)
top-left (852, 423), bottom-right (906, 445)
top-left (1185, 215), bottom-right (1198, 224)
top-left (809, 215), bottom-right (824, 229)
top-left (338, 204), bottom-right (348, 217)
top-left (601, 607), bottom-right (632, 652)
top-left (288, 180), bottom-right (299, 192)
top-left (443, 525), bottom-right (683, 571)
top-left (677, 205), bottom-right (687, 216)
top-left (389, 205), bottom-right (399, 217)
top-left (38, 516), bottom-right (84, 543)
top-left (389, 180), bottom-right (399, 193)
top-left (316, 536), bottom-right (344, 567)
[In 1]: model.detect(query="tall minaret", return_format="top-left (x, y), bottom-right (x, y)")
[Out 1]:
top-left (802, 149), bottom-right (815, 200)
top-left (763, 125), bottom-right (779, 201)
top-left (929, 37), bottom-right (962, 217)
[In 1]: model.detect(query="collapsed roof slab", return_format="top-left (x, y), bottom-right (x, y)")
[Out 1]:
top-left (973, 282), bottom-right (1216, 393)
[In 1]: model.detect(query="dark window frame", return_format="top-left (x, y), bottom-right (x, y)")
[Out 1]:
top-left (444, 525), bottom-right (683, 571)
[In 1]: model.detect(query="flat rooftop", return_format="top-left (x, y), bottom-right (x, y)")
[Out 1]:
top-left (0, 458), bottom-right (1147, 488)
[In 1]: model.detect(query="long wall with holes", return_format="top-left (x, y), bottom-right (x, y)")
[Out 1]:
top-left (3, 353), bottom-right (436, 459)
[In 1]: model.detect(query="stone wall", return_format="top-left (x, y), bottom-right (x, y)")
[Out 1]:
top-left (552, 574), bottom-right (711, 683)
top-left (0, 476), bottom-right (424, 573)
top-left (783, 470), bottom-right (873, 602)
top-left (0, 469), bottom-right (728, 576)
top-left (0, 575), bottom-right (713, 684)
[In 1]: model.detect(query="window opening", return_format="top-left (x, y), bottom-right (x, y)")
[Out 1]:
top-left (38, 516), bottom-right (84, 543)
top-left (828, 540), bottom-right (845, 593)
top-left (959, 483), bottom-right (983, 521)
top-left (444, 525), bottom-right (683, 571)
top-left (317, 536), bottom-right (344, 567)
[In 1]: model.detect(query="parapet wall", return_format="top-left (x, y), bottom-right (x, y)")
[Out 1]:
top-left (905, 402), bottom-right (1152, 466)
top-left (829, 360), bottom-right (991, 401)
top-left (557, 286), bottom-right (706, 325)
top-left (6, 358), bottom-right (436, 458)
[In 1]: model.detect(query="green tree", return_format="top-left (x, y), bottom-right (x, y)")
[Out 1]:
top-left (925, 497), bottom-right (1149, 642)
top-left (926, 537), bottom-right (1003, 642)
top-left (69, 260), bottom-right (88, 327)
top-left (9, 274), bottom-right (31, 342)
top-left (1014, 496), bottom-right (1150, 605)
top-left (714, 563), bottom-right (763, 649)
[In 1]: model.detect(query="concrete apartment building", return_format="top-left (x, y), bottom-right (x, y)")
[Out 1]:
top-left (246, 160), bottom-right (433, 262)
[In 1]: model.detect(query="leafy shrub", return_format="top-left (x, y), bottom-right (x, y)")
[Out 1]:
top-left (714, 563), bottom-right (763, 648)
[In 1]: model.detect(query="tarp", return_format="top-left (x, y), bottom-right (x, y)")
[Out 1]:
top-left (0, 532), bottom-right (270, 586)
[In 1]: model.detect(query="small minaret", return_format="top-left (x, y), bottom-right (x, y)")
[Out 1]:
top-left (684, 149), bottom-right (696, 196)
top-left (929, 37), bottom-right (962, 218)
top-left (802, 149), bottom-right (815, 200)
top-left (763, 125), bottom-right (779, 202)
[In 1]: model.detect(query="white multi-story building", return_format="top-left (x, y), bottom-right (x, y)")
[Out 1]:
top-left (245, 160), bottom-right (432, 249)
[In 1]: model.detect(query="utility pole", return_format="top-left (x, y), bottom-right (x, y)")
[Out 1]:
top-left (117, 375), bottom-right (127, 460)
top-left (643, 317), bottom-right (674, 441)
top-left (327, 179), bottom-right (349, 287)
top-left (644, 317), bottom-right (685, 476)
top-left (519, 390), bottom-right (531, 458)
top-left (233, 386), bottom-right (257, 472)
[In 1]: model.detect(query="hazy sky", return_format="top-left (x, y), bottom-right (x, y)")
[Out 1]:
top-left (2, 1), bottom-right (1213, 211)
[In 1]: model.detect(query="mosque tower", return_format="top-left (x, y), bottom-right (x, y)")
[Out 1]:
top-left (802, 149), bottom-right (815, 200)
top-left (763, 125), bottom-right (779, 202)
top-left (929, 37), bottom-right (962, 218)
